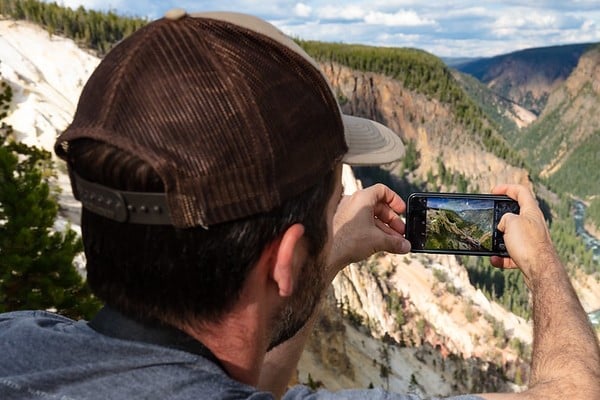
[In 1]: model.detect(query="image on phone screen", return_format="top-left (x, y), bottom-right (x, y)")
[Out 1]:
top-left (424, 197), bottom-right (494, 252)
top-left (406, 193), bottom-right (519, 256)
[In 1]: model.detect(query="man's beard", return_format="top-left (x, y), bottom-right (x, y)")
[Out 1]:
top-left (267, 252), bottom-right (326, 350)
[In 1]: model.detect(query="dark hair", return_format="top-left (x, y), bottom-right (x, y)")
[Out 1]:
top-left (67, 139), bottom-right (337, 323)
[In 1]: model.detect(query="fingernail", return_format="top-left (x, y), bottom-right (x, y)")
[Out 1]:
top-left (401, 239), bottom-right (411, 254)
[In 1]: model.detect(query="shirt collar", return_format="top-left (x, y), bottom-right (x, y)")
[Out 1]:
top-left (89, 306), bottom-right (224, 370)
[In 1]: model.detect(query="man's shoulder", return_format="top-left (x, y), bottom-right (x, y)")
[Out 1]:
top-left (0, 310), bottom-right (76, 331)
top-left (283, 385), bottom-right (485, 400)
top-left (0, 310), bottom-right (272, 399)
top-left (0, 309), bottom-right (74, 324)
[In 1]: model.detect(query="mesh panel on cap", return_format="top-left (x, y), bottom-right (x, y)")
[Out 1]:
top-left (56, 15), bottom-right (347, 228)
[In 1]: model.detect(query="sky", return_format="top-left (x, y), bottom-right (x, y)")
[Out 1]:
top-left (48, 1), bottom-right (600, 58)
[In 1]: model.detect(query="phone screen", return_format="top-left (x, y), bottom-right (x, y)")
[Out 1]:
top-left (405, 193), bottom-right (519, 256)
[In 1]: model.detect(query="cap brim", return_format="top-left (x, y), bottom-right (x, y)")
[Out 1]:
top-left (341, 115), bottom-right (405, 166)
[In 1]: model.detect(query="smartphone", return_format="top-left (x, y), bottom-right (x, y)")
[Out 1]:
top-left (405, 192), bottom-right (520, 256)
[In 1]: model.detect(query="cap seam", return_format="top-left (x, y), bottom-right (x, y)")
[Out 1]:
top-left (198, 15), bottom-right (344, 129)
top-left (98, 22), bottom-right (159, 126)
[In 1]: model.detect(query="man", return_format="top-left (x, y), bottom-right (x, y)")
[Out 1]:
top-left (0, 9), bottom-right (598, 400)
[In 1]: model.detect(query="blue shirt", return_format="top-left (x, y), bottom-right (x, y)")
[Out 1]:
top-left (0, 310), bottom-right (484, 400)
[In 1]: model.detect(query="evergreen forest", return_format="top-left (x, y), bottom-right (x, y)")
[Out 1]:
top-left (0, 0), bottom-right (146, 55)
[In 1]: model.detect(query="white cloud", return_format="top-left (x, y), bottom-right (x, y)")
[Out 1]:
top-left (377, 32), bottom-right (421, 42)
top-left (442, 6), bottom-right (489, 18)
top-left (316, 5), bottom-right (366, 20)
top-left (491, 10), bottom-right (569, 37)
top-left (425, 37), bottom-right (526, 58)
top-left (364, 9), bottom-right (436, 27)
top-left (278, 19), bottom-right (362, 42)
top-left (53, 0), bottom-right (127, 11)
top-left (556, 21), bottom-right (600, 44)
top-left (293, 3), bottom-right (312, 18)
top-left (581, 19), bottom-right (597, 32)
top-left (374, 32), bottom-right (421, 47)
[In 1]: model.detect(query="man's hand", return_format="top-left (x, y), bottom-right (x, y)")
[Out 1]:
top-left (479, 184), bottom-right (600, 400)
top-left (327, 183), bottom-right (411, 277)
top-left (490, 184), bottom-right (558, 287)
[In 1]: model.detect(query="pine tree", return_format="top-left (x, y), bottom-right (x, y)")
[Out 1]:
top-left (0, 78), bottom-right (100, 319)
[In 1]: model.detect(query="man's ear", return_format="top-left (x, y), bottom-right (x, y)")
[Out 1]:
top-left (270, 223), bottom-right (305, 298)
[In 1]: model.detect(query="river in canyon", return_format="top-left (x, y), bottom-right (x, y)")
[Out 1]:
top-left (573, 201), bottom-right (600, 326)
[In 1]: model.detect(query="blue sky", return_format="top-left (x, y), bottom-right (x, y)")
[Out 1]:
top-left (48, 1), bottom-right (600, 57)
top-left (428, 198), bottom-right (494, 212)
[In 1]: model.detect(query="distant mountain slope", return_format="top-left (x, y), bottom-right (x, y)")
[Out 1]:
top-left (457, 43), bottom-right (594, 115)
top-left (441, 57), bottom-right (481, 68)
top-left (452, 70), bottom-right (537, 135)
top-left (516, 44), bottom-right (600, 201)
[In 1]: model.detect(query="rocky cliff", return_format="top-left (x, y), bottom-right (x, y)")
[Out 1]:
top-left (320, 60), bottom-right (531, 192)
top-left (535, 45), bottom-right (600, 179)
top-left (299, 237), bottom-right (530, 395)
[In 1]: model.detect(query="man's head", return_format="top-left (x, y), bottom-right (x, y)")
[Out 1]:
top-left (55, 10), bottom-right (403, 327)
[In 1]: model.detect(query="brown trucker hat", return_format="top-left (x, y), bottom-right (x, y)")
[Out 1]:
top-left (55, 10), bottom-right (404, 228)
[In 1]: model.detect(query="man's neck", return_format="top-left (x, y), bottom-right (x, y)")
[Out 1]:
top-left (177, 300), bottom-right (272, 386)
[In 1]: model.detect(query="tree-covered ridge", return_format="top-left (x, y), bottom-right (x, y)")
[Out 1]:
top-left (515, 100), bottom-right (568, 177)
top-left (0, 0), bottom-right (147, 55)
top-left (546, 133), bottom-right (600, 200)
top-left (513, 44), bottom-right (600, 230)
top-left (298, 41), bottom-right (453, 99)
top-left (297, 40), bottom-right (524, 169)
top-left (451, 70), bottom-right (519, 140)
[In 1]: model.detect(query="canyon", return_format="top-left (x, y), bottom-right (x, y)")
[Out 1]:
top-left (2, 19), bottom-right (599, 397)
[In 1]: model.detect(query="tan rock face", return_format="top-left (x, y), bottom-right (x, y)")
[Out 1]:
top-left (321, 61), bottom-right (531, 192)
top-left (300, 250), bottom-right (530, 396)
top-left (565, 47), bottom-right (600, 97)
top-left (538, 47), bottom-right (600, 179)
